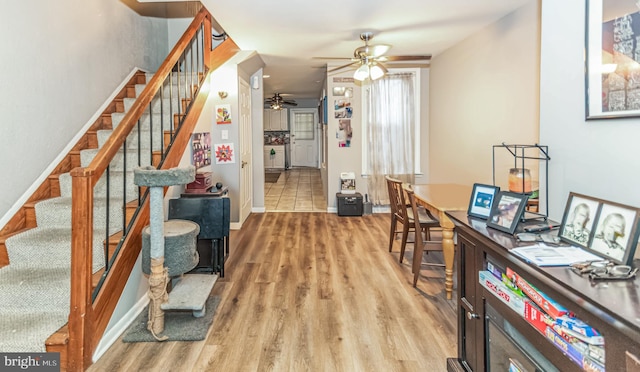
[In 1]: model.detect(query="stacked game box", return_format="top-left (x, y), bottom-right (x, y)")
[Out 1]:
top-left (505, 266), bottom-right (605, 370)
top-left (481, 262), bottom-right (605, 370)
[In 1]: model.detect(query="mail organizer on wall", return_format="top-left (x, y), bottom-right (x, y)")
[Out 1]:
top-left (168, 196), bottom-right (230, 277)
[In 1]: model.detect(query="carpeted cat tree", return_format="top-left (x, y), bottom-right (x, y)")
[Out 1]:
top-left (134, 165), bottom-right (217, 341)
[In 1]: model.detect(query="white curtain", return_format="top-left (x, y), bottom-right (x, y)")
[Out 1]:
top-left (365, 72), bottom-right (416, 205)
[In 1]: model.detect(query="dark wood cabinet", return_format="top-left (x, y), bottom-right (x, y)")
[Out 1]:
top-left (446, 211), bottom-right (640, 372)
top-left (168, 195), bottom-right (230, 277)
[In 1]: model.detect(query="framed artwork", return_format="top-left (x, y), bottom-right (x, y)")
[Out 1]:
top-left (486, 191), bottom-right (529, 234)
top-left (585, 0), bottom-right (640, 119)
top-left (216, 104), bottom-right (232, 124)
top-left (467, 183), bottom-right (500, 219)
top-left (558, 192), bottom-right (601, 248)
top-left (191, 132), bottom-right (211, 169)
top-left (214, 143), bottom-right (235, 164)
top-left (588, 201), bottom-right (640, 265)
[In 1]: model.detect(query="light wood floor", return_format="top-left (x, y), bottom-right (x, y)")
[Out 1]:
top-left (88, 212), bottom-right (457, 372)
top-left (265, 168), bottom-right (326, 212)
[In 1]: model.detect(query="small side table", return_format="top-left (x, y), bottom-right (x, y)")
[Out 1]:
top-left (168, 194), bottom-right (230, 277)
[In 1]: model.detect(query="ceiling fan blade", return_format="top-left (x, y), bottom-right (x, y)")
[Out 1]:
top-left (355, 44), bottom-right (391, 58)
top-left (379, 55), bottom-right (432, 62)
top-left (283, 101), bottom-right (298, 106)
top-left (313, 57), bottom-right (357, 60)
top-left (328, 61), bottom-right (360, 72)
top-left (384, 62), bottom-right (431, 68)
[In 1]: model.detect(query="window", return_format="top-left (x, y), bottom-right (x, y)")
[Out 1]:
top-left (362, 69), bottom-right (421, 175)
top-left (292, 111), bottom-right (315, 140)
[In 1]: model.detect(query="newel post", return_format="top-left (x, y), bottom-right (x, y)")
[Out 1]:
top-left (68, 167), bottom-right (95, 371)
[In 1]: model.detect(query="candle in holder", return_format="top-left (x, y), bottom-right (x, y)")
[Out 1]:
top-left (508, 168), bottom-right (532, 193)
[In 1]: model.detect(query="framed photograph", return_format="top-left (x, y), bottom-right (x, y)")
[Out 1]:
top-left (467, 183), bottom-right (500, 219)
top-left (487, 191), bottom-right (529, 234)
top-left (558, 192), bottom-right (601, 248)
top-left (585, 0), bottom-right (640, 119)
top-left (588, 201), bottom-right (640, 265)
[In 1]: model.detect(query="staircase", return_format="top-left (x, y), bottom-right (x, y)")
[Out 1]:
top-left (0, 70), bottom-right (155, 352)
top-left (0, 8), bottom-right (239, 371)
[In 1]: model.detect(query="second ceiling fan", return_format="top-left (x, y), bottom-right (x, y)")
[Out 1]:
top-left (265, 93), bottom-right (297, 110)
top-left (318, 32), bottom-right (431, 81)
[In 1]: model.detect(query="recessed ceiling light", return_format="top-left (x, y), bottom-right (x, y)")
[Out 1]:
top-left (263, 74), bottom-right (270, 78)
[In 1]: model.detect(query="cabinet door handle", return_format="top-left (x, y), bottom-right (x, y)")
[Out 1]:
top-left (467, 312), bottom-right (479, 320)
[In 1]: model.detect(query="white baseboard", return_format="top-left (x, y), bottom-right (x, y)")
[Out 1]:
top-left (373, 205), bottom-right (391, 213)
top-left (252, 207), bottom-right (266, 213)
top-left (92, 294), bottom-right (149, 362)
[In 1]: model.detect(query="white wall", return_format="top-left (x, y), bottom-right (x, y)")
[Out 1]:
top-left (0, 1), bottom-right (170, 223)
top-left (325, 68), bottom-right (431, 209)
top-left (540, 2), bottom-right (640, 221)
top-left (429, 1), bottom-right (541, 190)
top-left (206, 51), bottom-right (263, 223)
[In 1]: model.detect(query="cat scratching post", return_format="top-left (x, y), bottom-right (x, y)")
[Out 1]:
top-left (134, 165), bottom-right (196, 340)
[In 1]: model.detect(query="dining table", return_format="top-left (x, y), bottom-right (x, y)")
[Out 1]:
top-left (409, 183), bottom-right (472, 300)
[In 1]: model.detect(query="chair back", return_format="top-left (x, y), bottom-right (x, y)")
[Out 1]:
top-left (385, 176), bottom-right (408, 222)
top-left (405, 188), bottom-right (424, 249)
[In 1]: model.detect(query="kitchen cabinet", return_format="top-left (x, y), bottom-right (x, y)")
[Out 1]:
top-left (263, 145), bottom-right (285, 169)
top-left (264, 109), bottom-right (288, 131)
top-left (446, 210), bottom-right (640, 372)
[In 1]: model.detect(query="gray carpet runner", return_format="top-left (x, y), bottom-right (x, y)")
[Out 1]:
top-left (0, 73), bottom-right (183, 352)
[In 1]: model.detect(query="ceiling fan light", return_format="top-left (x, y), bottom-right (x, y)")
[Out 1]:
top-left (369, 63), bottom-right (387, 80)
top-left (353, 64), bottom-right (370, 81)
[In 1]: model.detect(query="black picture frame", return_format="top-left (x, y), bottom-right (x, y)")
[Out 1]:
top-left (467, 183), bottom-right (500, 220)
top-left (585, 0), bottom-right (640, 119)
top-left (486, 191), bottom-right (529, 234)
top-left (558, 192), bottom-right (601, 249)
top-left (588, 200), bottom-right (640, 265)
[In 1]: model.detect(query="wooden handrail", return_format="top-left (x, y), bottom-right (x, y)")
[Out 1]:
top-left (87, 9), bottom-right (211, 183)
top-left (67, 8), bottom-right (239, 371)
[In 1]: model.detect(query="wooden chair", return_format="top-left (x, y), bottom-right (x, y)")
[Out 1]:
top-left (385, 176), bottom-right (440, 264)
top-left (406, 187), bottom-right (445, 287)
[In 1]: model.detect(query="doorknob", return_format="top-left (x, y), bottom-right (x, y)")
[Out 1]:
top-left (241, 160), bottom-right (247, 168)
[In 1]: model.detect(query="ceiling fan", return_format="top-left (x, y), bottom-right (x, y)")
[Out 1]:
top-left (265, 93), bottom-right (297, 110)
top-left (316, 32), bottom-right (431, 81)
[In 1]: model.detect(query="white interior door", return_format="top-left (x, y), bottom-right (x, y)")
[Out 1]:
top-left (239, 78), bottom-right (252, 224)
top-left (290, 109), bottom-right (318, 167)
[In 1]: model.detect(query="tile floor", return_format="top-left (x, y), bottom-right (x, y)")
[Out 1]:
top-left (264, 167), bottom-right (327, 212)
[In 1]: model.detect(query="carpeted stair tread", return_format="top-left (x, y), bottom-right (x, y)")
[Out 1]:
top-left (111, 112), bottom-right (175, 130)
top-left (33, 196), bottom-right (130, 229)
top-left (0, 267), bottom-right (70, 311)
top-left (0, 266), bottom-right (70, 352)
top-left (96, 128), bottom-right (164, 150)
top-left (80, 147), bottom-right (153, 169)
top-left (5, 227), bottom-right (107, 273)
top-left (57, 171), bottom-right (139, 199)
top-left (0, 315), bottom-right (68, 352)
top-left (123, 97), bottom-right (181, 113)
